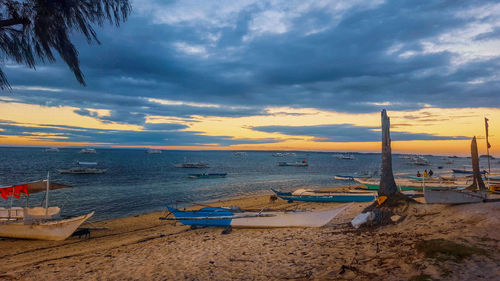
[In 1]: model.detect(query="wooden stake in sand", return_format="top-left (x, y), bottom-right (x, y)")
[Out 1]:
top-left (469, 136), bottom-right (486, 190)
top-left (378, 109), bottom-right (398, 196)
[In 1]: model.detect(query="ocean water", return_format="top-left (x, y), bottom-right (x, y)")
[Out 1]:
top-left (0, 147), bottom-right (481, 221)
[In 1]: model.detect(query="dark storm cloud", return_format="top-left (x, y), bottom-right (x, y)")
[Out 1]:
top-left (0, 121), bottom-right (275, 146)
top-left (1, 0), bottom-right (499, 145)
top-left (253, 124), bottom-right (469, 142)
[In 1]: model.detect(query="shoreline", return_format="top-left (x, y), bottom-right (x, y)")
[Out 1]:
top-left (82, 183), bottom-right (367, 223)
top-left (1, 190), bottom-right (499, 280)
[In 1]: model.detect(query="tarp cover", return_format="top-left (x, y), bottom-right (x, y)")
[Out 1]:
top-left (0, 180), bottom-right (71, 200)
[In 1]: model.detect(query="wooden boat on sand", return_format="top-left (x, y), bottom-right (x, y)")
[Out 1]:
top-left (423, 188), bottom-right (489, 204)
top-left (162, 205), bottom-right (349, 228)
top-left (0, 174), bottom-right (94, 240)
top-left (272, 188), bottom-right (377, 202)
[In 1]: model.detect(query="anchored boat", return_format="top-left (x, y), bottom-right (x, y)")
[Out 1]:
top-left (59, 161), bottom-right (106, 174)
top-left (278, 158), bottom-right (308, 167)
top-left (188, 173), bottom-right (227, 179)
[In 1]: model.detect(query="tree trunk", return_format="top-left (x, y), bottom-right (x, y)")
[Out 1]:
top-left (470, 136), bottom-right (486, 190)
top-left (378, 110), bottom-right (398, 196)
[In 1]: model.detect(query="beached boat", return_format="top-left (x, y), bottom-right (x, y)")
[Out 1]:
top-left (423, 188), bottom-right (489, 204)
top-left (188, 173), bottom-right (227, 179)
top-left (354, 177), bottom-right (466, 191)
top-left (0, 175), bottom-right (94, 240)
top-left (271, 188), bottom-right (377, 202)
top-left (452, 167), bottom-right (487, 175)
top-left (162, 205), bottom-right (348, 228)
top-left (79, 148), bottom-right (97, 154)
top-left (334, 175), bottom-right (355, 181)
top-left (174, 162), bottom-right (209, 168)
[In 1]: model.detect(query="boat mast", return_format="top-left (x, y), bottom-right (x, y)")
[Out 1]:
top-left (45, 171), bottom-right (49, 218)
top-left (485, 118), bottom-right (491, 185)
top-left (8, 180), bottom-right (14, 220)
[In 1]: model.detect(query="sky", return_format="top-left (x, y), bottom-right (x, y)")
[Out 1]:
top-left (0, 0), bottom-right (499, 155)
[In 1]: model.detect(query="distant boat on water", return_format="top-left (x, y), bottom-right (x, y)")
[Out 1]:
top-left (59, 161), bottom-right (106, 174)
top-left (233, 152), bottom-right (247, 156)
top-left (59, 167), bottom-right (107, 174)
top-left (278, 158), bottom-right (308, 167)
top-left (44, 147), bottom-right (59, 152)
top-left (336, 154), bottom-right (355, 160)
top-left (411, 156), bottom-right (429, 166)
top-left (334, 175), bottom-right (355, 181)
top-left (272, 152), bottom-right (296, 157)
top-left (79, 148), bottom-right (96, 154)
top-left (188, 173), bottom-right (227, 179)
top-left (480, 154), bottom-right (495, 159)
top-left (174, 162), bottom-right (209, 168)
top-left (147, 149), bottom-right (162, 154)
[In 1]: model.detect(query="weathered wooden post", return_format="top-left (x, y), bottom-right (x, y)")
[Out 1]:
top-left (470, 136), bottom-right (486, 190)
top-left (379, 109), bottom-right (398, 196)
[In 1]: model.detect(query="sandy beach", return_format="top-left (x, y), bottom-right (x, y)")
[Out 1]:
top-left (1, 190), bottom-right (499, 281)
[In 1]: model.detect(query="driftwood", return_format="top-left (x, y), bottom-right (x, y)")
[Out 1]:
top-left (379, 109), bottom-right (398, 196)
top-left (469, 136), bottom-right (486, 190)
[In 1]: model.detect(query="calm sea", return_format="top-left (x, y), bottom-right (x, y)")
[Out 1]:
top-left (0, 147), bottom-right (476, 221)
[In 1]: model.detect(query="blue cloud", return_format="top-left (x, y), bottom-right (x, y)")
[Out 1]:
top-left (253, 124), bottom-right (469, 142)
top-left (1, 0), bottom-right (499, 146)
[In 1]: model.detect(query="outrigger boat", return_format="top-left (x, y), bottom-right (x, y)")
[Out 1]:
top-left (278, 158), bottom-right (308, 167)
top-left (188, 173), bottom-right (227, 179)
top-left (353, 177), bottom-right (467, 191)
top-left (59, 161), bottom-right (106, 174)
top-left (162, 205), bottom-right (348, 228)
top-left (78, 148), bottom-right (97, 154)
top-left (0, 173), bottom-right (94, 240)
top-left (271, 188), bottom-right (377, 202)
top-left (174, 162), bottom-right (209, 168)
top-left (334, 175), bottom-right (355, 181)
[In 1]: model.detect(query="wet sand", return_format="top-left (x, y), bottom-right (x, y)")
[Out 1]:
top-left (0, 190), bottom-right (499, 280)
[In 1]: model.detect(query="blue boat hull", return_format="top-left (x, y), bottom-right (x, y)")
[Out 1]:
top-left (452, 169), bottom-right (486, 174)
top-left (166, 207), bottom-right (232, 227)
top-left (272, 189), bottom-right (376, 202)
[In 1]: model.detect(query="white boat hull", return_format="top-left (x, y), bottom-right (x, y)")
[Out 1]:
top-left (230, 206), bottom-right (348, 228)
top-left (0, 212), bottom-right (94, 241)
top-left (424, 189), bottom-right (489, 204)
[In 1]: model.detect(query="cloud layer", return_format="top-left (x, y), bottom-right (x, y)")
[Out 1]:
top-left (1, 0), bottom-right (499, 148)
